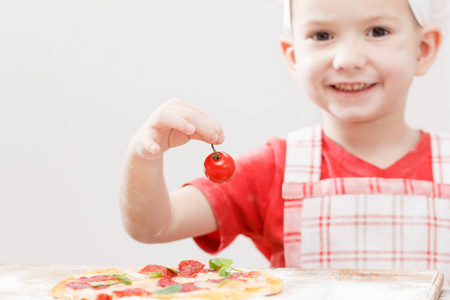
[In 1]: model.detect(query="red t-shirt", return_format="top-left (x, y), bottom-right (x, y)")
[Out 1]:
top-left (187, 131), bottom-right (433, 267)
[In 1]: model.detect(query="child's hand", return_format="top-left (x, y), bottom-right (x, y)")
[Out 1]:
top-left (132, 99), bottom-right (225, 160)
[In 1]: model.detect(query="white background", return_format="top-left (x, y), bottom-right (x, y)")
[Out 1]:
top-left (1, 0), bottom-right (449, 269)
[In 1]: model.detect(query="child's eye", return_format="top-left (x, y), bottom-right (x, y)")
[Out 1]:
top-left (311, 32), bottom-right (333, 41)
top-left (368, 27), bottom-right (390, 37)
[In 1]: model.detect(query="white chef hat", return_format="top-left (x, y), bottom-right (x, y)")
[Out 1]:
top-left (279, 0), bottom-right (450, 32)
top-left (408, 0), bottom-right (450, 27)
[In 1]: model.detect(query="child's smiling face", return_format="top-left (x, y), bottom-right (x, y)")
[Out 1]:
top-left (285, 0), bottom-right (438, 124)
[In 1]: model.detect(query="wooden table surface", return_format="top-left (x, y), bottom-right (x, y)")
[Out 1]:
top-left (1, 264), bottom-right (449, 300)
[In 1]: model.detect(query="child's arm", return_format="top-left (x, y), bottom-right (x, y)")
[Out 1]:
top-left (119, 99), bottom-right (224, 243)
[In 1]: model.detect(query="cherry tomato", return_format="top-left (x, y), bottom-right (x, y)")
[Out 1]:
top-left (204, 145), bottom-right (236, 184)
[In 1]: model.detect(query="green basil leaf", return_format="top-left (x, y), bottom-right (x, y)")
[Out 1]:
top-left (209, 259), bottom-right (220, 270)
top-left (121, 279), bottom-right (132, 285)
top-left (154, 284), bottom-right (182, 295)
top-left (209, 258), bottom-right (233, 270)
top-left (218, 266), bottom-right (231, 277)
top-left (112, 274), bottom-right (128, 281)
top-left (218, 279), bottom-right (230, 287)
top-left (215, 258), bottom-right (233, 267)
top-left (91, 274), bottom-right (132, 288)
top-left (148, 272), bottom-right (162, 278)
top-left (91, 280), bottom-right (132, 288)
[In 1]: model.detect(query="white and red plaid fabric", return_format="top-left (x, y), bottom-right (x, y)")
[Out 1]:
top-left (283, 125), bottom-right (450, 282)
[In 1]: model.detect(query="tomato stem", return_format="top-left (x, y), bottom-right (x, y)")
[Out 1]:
top-left (211, 144), bottom-right (221, 161)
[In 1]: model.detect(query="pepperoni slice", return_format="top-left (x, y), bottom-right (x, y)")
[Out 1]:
top-left (178, 260), bottom-right (205, 278)
top-left (65, 281), bottom-right (92, 290)
top-left (112, 288), bottom-right (151, 298)
top-left (206, 273), bottom-right (246, 284)
top-left (240, 271), bottom-right (260, 279)
top-left (157, 277), bottom-right (176, 287)
top-left (207, 278), bottom-right (227, 284)
top-left (199, 268), bottom-right (215, 274)
top-left (139, 265), bottom-right (176, 279)
top-left (230, 274), bottom-right (247, 281)
top-left (96, 294), bottom-right (112, 300)
top-left (67, 275), bottom-right (120, 290)
top-left (78, 275), bottom-right (116, 282)
top-left (180, 282), bottom-right (203, 293)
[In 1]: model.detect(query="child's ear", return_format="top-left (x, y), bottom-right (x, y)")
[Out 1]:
top-left (415, 25), bottom-right (443, 76)
top-left (279, 33), bottom-right (297, 79)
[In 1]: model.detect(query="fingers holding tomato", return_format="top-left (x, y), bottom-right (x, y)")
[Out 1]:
top-left (204, 145), bottom-right (236, 184)
top-left (133, 99), bottom-right (225, 160)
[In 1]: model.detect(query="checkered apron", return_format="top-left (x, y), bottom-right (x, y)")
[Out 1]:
top-left (282, 124), bottom-right (450, 282)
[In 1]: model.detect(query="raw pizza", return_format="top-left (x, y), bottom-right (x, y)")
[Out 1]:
top-left (50, 258), bottom-right (282, 300)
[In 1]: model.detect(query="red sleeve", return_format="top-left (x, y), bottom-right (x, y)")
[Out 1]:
top-left (185, 138), bottom-right (286, 257)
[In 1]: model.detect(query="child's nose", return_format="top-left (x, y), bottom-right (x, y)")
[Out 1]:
top-left (332, 42), bottom-right (366, 71)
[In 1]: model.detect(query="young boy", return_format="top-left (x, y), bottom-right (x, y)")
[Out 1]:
top-left (120, 0), bottom-right (450, 280)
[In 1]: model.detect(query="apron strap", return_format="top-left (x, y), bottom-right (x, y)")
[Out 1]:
top-left (284, 124), bottom-right (322, 184)
top-left (431, 132), bottom-right (450, 184)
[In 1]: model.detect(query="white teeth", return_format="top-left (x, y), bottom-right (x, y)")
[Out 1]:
top-left (333, 83), bottom-right (372, 91)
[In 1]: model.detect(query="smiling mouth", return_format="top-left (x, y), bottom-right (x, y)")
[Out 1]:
top-left (331, 83), bottom-right (376, 92)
